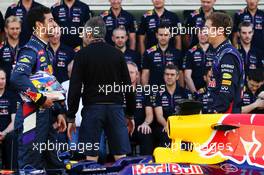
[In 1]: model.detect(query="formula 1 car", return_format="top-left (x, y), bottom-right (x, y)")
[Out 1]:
top-left (2, 101), bottom-right (264, 175)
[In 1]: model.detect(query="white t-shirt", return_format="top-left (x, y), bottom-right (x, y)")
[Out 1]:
top-left (62, 80), bottom-right (83, 127)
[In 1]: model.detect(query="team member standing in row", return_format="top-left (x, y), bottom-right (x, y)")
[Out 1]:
top-left (49, 27), bottom-right (75, 83)
top-left (232, 0), bottom-right (264, 50)
top-left (141, 24), bottom-right (182, 87)
top-left (237, 21), bottom-right (264, 78)
top-left (112, 27), bottom-right (141, 71)
top-left (183, 28), bottom-right (214, 93)
top-left (138, 0), bottom-right (182, 55)
top-left (0, 16), bottom-right (21, 84)
top-left (205, 12), bottom-right (244, 113)
top-left (5, 0), bottom-right (43, 46)
top-left (101, 0), bottom-right (137, 50)
top-left (51, 0), bottom-right (93, 49)
top-left (185, 0), bottom-right (216, 48)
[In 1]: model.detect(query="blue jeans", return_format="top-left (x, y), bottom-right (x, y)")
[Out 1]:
top-left (69, 128), bottom-right (107, 159)
top-left (79, 104), bottom-right (131, 156)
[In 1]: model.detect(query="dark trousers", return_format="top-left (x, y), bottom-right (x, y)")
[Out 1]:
top-left (133, 128), bottom-right (154, 155)
top-left (79, 104), bottom-right (131, 156)
top-left (1, 131), bottom-right (18, 169)
top-left (16, 103), bottom-right (64, 169)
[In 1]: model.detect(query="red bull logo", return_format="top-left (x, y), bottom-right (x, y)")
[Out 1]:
top-left (199, 114), bottom-right (264, 168)
top-left (132, 163), bottom-right (203, 175)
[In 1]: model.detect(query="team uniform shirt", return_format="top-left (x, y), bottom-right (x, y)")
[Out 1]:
top-left (0, 41), bottom-right (20, 82)
top-left (51, 0), bottom-right (92, 49)
top-left (142, 44), bottom-right (182, 86)
top-left (154, 86), bottom-right (193, 119)
top-left (233, 8), bottom-right (264, 50)
top-left (50, 44), bottom-right (75, 83)
top-left (185, 8), bottom-right (217, 48)
top-left (208, 40), bottom-right (244, 113)
top-left (242, 86), bottom-right (264, 114)
top-left (0, 90), bottom-right (16, 131)
top-left (5, 0), bottom-right (43, 46)
top-left (182, 44), bottom-right (214, 90)
top-left (197, 87), bottom-right (213, 114)
top-left (124, 49), bottom-right (142, 71)
top-left (237, 44), bottom-right (264, 76)
top-left (138, 9), bottom-right (181, 49)
top-left (0, 11), bottom-right (4, 33)
top-left (100, 8), bottom-right (137, 46)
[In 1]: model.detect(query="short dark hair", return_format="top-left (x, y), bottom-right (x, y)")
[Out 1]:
top-left (238, 21), bottom-right (253, 32)
top-left (206, 12), bottom-right (233, 37)
top-left (248, 69), bottom-right (264, 83)
top-left (27, 5), bottom-right (51, 30)
top-left (84, 16), bottom-right (106, 39)
top-left (155, 23), bottom-right (171, 33)
top-left (164, 64), bottom-right (179, 74)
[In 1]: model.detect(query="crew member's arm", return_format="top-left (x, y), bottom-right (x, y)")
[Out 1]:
top-left (141, 51), bottom-right (150, 85)
top-left (0, 113), bottom-right (15, 141)
top-left (0, 12), bottom-right (4, 42)
top-left (154, 93), bottom-right (167, 132)
top-left (138, 94), bottom-right (154, 134)
top-left (175, 50), bottom-right (185, 87)
top-left (0, 92), bottom-right (17, 140)
top-left (141, 70), bottom-right (149, 86)
top-left (67, 51), bottom-right (84, 123)
top-left (11, 49), bottom-right (47, 106)
top-left (83, 5), bottom-right (93, 24)
top-left (175, 35), bottom-right (182, 51)
top-left (154, 107), bottom-right (167, 132)
top-left (232, 12), bottom-right (240, 48)
top-left (183, 15), bottom-right (193, 49)
top-left (185, 70), bottom-right (196, 93)
top-left (173, 16), bottom-right (182, 50)
top-left (232, 32), bottom-right (239, 48)
top-left (183, 50), bottom-right (196, 92)
top-left (129, 33), bottom-right (136, 51)
top-left (210, 54), bottom-right (240, 113)
top-left (138, 15), bottom-right (147, 56)
top-left (242, 98), bottom-right (264, 113)
top-left (128, 15), bottom-right (137, 50)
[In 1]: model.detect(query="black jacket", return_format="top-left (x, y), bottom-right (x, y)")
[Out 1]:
top-left (67, 41), bottom-right (135, 121)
